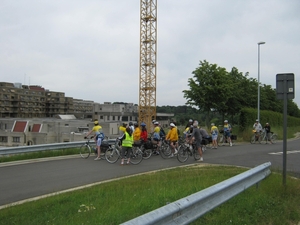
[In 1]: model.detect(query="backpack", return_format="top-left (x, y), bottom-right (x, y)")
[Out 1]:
top-left (97, 132), bottom-right (105, 140)
top-left (159, 127), bottom-right (166, 137)
top-left (212, 127), bottom-right (218, 135)
top-left (177, 128), bottom-right (180, 136)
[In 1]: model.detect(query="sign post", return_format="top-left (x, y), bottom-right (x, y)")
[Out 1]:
top-left (276, 73), bottom-right (295, 185)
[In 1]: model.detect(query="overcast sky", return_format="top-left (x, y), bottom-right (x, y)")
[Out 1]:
top-left (1, 0), bottom-right (299, 107)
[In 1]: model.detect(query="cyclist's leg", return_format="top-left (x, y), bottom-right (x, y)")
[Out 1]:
top-left (170, 141), bottom-right (175, 153)
top-left (95, 138), bottom-right (102, 160)
top-left (120, 146), bottom-right (126, 165)
top-left (196, 140), bottom-right (203, 161)
top-left (126, 147), bottom-right (132, 164)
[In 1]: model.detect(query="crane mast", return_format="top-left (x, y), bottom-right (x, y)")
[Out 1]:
top-left (139, 0), bottom-right (157, 128)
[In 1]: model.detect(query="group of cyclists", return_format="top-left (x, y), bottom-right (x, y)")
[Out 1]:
top-left (85, 118), bottom-right (238, 164)
top-left (85, 117), bottom-right (274, 164)
top-left (253, 119), bottom-right (273, 144)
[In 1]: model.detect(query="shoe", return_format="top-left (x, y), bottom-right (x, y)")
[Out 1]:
top-left (197, 157), bottom-right (203, 162)
top-left (230, 142), bottom-right (232, 147)
top-left (189, 146), bottom-right (193, 150)
top-left (94, 157), bottom-right (101, 161)
top-left (169, 153), bottom-right (174, 158)
top-left (127, 161), bottom-right (130, 165)
top-left (174, 149), bottom-right (178, 155)
top-left (121, 161), bottom-right (124, 165)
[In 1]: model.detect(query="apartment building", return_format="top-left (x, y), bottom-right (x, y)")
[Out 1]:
top-left (0, 82), bottom-right (74, 118)
top-left (0, 82), bottom-right (174, 146)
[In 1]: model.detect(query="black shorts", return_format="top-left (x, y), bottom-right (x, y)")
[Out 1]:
top-left (196, 140), bottom-right (202, 148)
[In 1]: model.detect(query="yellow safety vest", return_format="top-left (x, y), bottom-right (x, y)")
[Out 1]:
top-left (122, 132), bottom-right (133, 147)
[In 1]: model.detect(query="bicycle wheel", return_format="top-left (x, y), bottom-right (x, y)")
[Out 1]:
top-left (130, 148), bottom-right (143, 165)
top-left (193, 149), bottom-right (200, 160)
top-left (250, 134), bottom-right (256, 144)
top-left (100, 151), bottom-right (106, 159)
top-left (105, 148), bottom-right (120, 163)
top-left (142, 146), bottom-right (152, 160)
top-left (80, 144), bottom-right (91, 159)
top-left (177, 145), bottom-right (189, 163)
top-left (160, 145), bottom-right (172, 159)
top-left (271, 134), bottom-right (277, 143)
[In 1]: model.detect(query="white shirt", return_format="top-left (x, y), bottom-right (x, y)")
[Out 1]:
top-left (253, 122), bottom-right (262, 132)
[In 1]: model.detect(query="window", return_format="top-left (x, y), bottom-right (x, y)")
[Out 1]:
top-left (0, 136), bottom-right (8, 143)
top-left (13, 137), bottom-right (20, 143)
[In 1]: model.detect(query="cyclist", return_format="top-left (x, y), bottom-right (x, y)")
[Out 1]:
top-left (152, 121), bottom-right (161, 155)
top-left (150, 120), bottom-right (156, 133)
top-left (264, 122), bottom-right (273, 144)
top-left (189, 120), bottom-right (203, 162)
top-left (128, 122), bottom-right (134, 134)
top-left (223, 120), bottom-right (233, 146)
top-left (165, 123), bottom-right (178, 157)
top-left (210, 123), bottom-right (219, 149)
top-left (253, 119), bottom-right (262, 140)
top-left (253, 119), bottom-right (262, 132)
top-left (199, 125), bottom-right (210, 152)
top-left (140, 122), bottom-right (148, 142)
top-left (120, 127), bottom-right (134, 165)
top-left (119, 123), bottom-right (127, 134)
top-left (185, 119), bottom-right (193, 129)
top-left (85, 119), bottom-right (104, 160)
top-left (133, 123), bottom-right (141, 145)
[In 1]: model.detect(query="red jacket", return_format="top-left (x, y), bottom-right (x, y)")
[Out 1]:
top-left (140, 130), bottom-right (148, 141)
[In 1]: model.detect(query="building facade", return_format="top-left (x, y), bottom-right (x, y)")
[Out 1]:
top-left (0, 82), bottom-right (174, 146)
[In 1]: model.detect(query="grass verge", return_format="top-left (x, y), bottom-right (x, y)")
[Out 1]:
top-left (0, 165), bottom-right (299, 225)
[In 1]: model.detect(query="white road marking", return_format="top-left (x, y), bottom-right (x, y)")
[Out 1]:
top-left (269, 150), bottom-right (300, 155)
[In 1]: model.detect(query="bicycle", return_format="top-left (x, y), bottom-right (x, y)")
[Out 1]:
top-left (79, 137), bottom-right (113, 159)
top-left (177, 142), bottom-right (200, 163)
top-left (218, 130), bottom-right (235, 146)
top-left (159, 139), bottom-right (176, 159)
top-left (105, 139), bottom-right (143, 165)
top-left (260, 129), bottom-right (277, 144)
top-left (250, 130), bottom-right (263, 144)
top-left (131, 139), bottom-right (159, 160)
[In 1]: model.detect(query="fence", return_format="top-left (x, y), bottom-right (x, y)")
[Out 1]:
top-left (121, 162), bottom-right (272, 225)
top-left (0, 141), bottom-right (85, 155)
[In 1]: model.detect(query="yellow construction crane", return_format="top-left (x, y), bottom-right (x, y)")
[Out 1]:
top-left (138, 0), bottom-right (157, 129)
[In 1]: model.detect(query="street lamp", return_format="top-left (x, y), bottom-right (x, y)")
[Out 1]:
top-left (257, 41), bottom-right (265, 122)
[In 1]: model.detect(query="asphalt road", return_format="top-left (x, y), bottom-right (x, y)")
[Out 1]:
top-left (1, 138), bottom-right (300, 207)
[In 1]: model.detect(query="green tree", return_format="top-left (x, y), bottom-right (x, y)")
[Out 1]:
top-left (183, 60), bottom-right (231, 127)
top-left (260, 84), bottom-right (282, 112)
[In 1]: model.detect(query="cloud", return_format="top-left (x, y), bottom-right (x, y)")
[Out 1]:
top-left (1, 0), bottom-right (299, 108)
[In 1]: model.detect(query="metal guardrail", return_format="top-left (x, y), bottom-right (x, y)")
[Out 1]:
top-left (121, 162), bottom-right (272, 225)
top-left (0, 141), bottom-right (86, 155)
